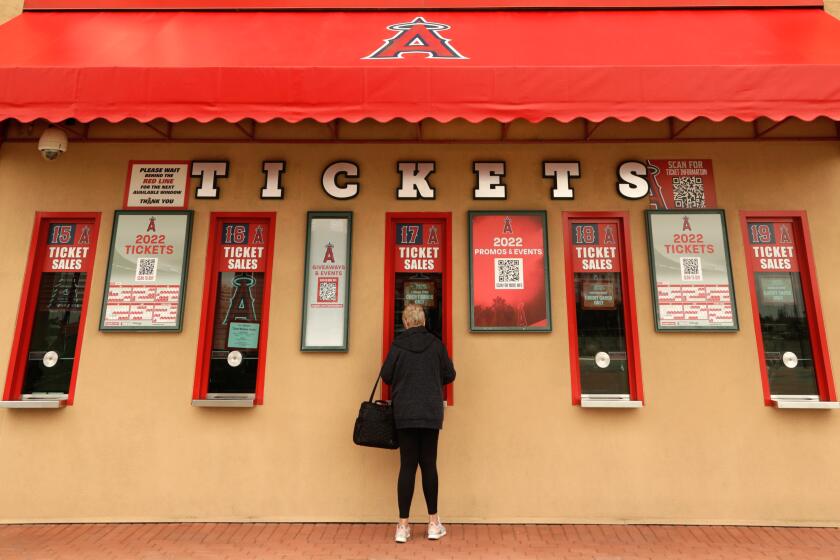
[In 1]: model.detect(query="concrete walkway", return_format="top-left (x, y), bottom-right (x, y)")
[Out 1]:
top-left (1, 522), bottom-right (839, 559)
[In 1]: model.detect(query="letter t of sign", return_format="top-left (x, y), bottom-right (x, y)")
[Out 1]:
top-left (192, 161), bottom-right (229, 199)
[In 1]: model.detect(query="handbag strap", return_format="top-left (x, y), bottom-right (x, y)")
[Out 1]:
top-left (368, 372), bottom-right (382, 403)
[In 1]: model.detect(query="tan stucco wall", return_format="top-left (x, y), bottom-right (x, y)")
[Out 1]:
top-left (1, 127), bottom-right (840, 525)
top-left (0, 0), bottom-right (21, 25)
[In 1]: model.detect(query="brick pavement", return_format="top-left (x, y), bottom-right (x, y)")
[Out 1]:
top-left (1, 522), bottom-right (839, 559)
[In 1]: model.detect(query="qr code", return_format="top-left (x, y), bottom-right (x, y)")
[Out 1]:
top-left (680, 256), bottom-right (703, 281)
top-left (135, 257), bottom-right (158, 282)
top-left (317, 278), bottom-right (338, 302)
top-left (672, 176), bottom-right (705, 208)
top-left (494, 258), bottom-right (524, 290)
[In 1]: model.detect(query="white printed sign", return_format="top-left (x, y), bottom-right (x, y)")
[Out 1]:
top-left (124, 161), bottom-right (190, 209)
top-left (301, 213), bottom-right (352, 351)
top-left (100, 211), bottom-right (193, 331)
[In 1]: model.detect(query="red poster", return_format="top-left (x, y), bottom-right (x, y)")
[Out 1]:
top-left (394, 223), bottom-right (442, 273)
top-left (217, 221), bottom-right (269, 272)
top-left (745, 220), bottom-right (800, 273)
top-left (43, 222), bottom-right (96, 273)
top-left (647, 159), bottom-right (717, 209)
top-left (469, 212), bottom-right (550, 331)
top-left (570, 222), bottom-right (621, 273)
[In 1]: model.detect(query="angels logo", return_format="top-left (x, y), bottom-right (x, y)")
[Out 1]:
top-left (147, 217), bottom-right (157, 232)
top-left (78, 225), bottom-right (91, 245)
top-left (364, 17), bottom-right (466, 60)
top-left (224, 273), bottom-right (258, 324)
top-left (503, 216), bottom-right (513, 235)
top-left (779, 224), bottom-right (792, 244)
top-left (682, 216), bottom-right (692, 231)
top-left (323, 242), bottom-right (336, 263)
top-left (603, 225), bottom-right (616, 245)
top-left (252, 225), bottom-right (265, 245)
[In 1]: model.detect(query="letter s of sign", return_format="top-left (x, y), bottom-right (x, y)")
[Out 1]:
top-left (322, 161), bottom-right (360, 200)
top-left (396, 162), bottom-right (436, 199)
top-left (192, 161), bottom-right (229, 199)
top-left (616, 161), bottom-right (650, 200)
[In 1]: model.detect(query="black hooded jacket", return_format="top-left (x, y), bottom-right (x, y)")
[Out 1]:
top-left (379, 327), bottom-right (456, 430)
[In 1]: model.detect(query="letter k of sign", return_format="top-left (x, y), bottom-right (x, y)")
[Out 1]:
top-left (363, 16), bottom-right (467, 60)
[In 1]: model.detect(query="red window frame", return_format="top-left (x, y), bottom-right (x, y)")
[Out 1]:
top-left (562, 211), bottom-right (643, 405)
top-left (739, 211), bottom-right (836, 405)
top-left (192, 212), bottom-right (276, 405)
top-left (382, 212), bottom-right (453, 405)
top-left (3, 212), bottom-right (102, 405)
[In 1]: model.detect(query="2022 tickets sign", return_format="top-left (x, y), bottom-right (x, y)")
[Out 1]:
top-left (301, 212), bottom-right (352, 351)
top-left (100, 211), bottom-right (193, 331)
top-left (469, 211), bottom-right (551, 332)
top-left (645, 210), bottom-right (738, 331)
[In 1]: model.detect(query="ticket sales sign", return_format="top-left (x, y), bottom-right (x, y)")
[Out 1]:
top-left (645, 210), bottom-right (738, 331)
top-left (44, 222), bottom-right (96, 273)
top-left (100, 211), bottom-right (193, 331)
top-left (469, 211), bottom-right (551, 332)
top-left (395, 222), bottom-right (442, 273)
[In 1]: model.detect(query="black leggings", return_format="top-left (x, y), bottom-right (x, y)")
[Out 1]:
top-left (397, 428), bottom-right (439, 519)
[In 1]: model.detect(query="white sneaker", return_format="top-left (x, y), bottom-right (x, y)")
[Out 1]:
top-left (395, 523), bottom-right (411, 543)
top-left (427, 521), bottom-right (446, 540)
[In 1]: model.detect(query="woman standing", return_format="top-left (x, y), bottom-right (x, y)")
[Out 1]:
top-left (380, 304), bottom-right (456, 543)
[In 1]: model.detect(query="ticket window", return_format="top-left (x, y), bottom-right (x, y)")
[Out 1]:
top-left (742, 214), bottom-right (837, 408)
top-left (2, 214), bottom-right (101, 408)
top-left (383, 213), bottom-right (453, 404)
top-left (563, 214), bottom-right (643, 407)
top-left (193, 213), bottom-right (276, 407)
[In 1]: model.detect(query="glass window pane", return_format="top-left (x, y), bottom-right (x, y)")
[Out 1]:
top-left (22, 272), bottom-right (86, 394)
top-left (208, 271), bottom-right (265, 394)
top-left (393, 272), bottom-right (443, 340)
top-left (575, 272), bottom-right (630, 395)
top-left (755, 272), bottom-right (819, 396)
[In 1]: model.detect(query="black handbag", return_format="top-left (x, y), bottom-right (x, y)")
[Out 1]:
top-left (353, 373), bottom-right (399, 450)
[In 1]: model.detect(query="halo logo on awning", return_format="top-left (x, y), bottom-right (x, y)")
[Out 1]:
top-left (364, 17), bottom-right (467, 60)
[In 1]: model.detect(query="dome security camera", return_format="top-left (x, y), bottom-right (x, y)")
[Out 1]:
top-left (38, 127), bottom-right (69, 161)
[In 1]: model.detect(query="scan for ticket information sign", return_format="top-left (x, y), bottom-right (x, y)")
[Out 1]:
top-left (100, 211), bottom-right (193, 331)
top-left (468, 211), bottom-right (551, 332)
top-left (645, 210), bottom-right (738, 331)
top-left (301, 212), bottom-right (352, 351)
top-left (647, 159), bottom-right (717, 210)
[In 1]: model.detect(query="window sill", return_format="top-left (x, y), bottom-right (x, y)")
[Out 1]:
top-left (192, 393), bottom-right (255, 408)
top-left (771, 397), bottom-right (840, 409)
top-left (580, 395), bottom-right (642, 408)
top-left (0, 397), bottom-right (67, 409)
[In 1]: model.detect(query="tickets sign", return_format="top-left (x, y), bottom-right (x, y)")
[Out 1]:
top-left (123, 161), bottom-right (190, 209)
top-left (395, 222), bottom-right (442, 273)
top-left (43, 222), bottom-right (96, 272)
top-left (745, 221), bottom-right (800, 273)
top-left (645, 210), bottom-right (738, 331)
top-left (570, 222), bottom-right (621, 273)
top-left (468, 211), bottom-right (551, 332)
top-left (217, 222), bottom-right (269, 272)
top-left (647, 159), bottom-right (716, 210)
top-left (100, 211), bottom-right (193, 331)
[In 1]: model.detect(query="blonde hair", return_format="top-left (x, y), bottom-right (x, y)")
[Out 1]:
top-left (402, 304), bottom-right (426, 329)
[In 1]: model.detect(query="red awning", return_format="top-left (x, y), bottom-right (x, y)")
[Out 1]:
top-left (1, 8), bottom-right (840, 124)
